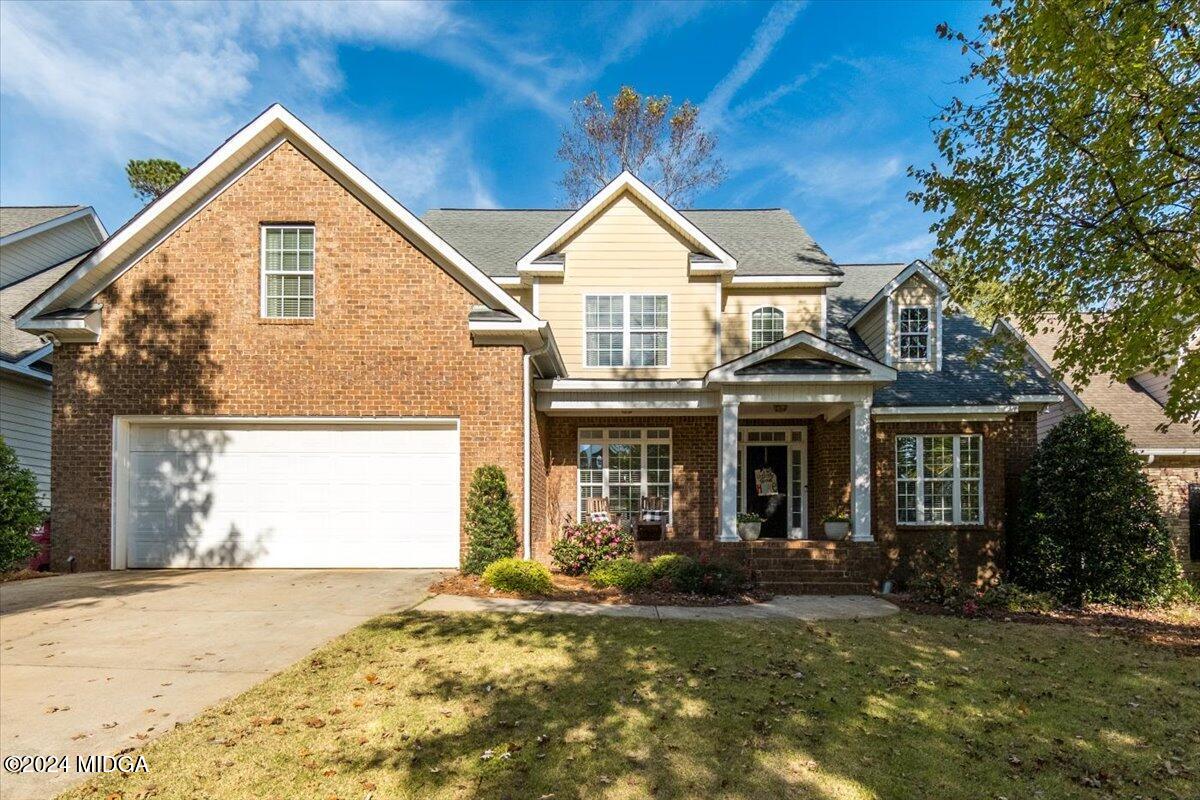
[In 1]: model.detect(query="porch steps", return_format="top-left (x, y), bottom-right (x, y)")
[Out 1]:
top-left (635, 539), bottom-right (882, 595)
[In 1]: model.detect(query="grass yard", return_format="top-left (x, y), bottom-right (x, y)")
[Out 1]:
top-left (64, 611), bottom-right (1197, 800)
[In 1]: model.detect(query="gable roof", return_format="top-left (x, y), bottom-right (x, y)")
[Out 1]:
top-left (706, 329), bottom-right (895, 384)
top-left (0, 253), bottom-right (89, 370)
top-left (1, 206), bottom-right (106, 244)
top-left (514, 171), bottom-right (736, 276)
top-left (846, 259), bottom-right (948, 328)
top-left (16, 104), bottom-right (539, 335)
top-left (1010, 316), bottom-right (1197, 451)
top-left (424, 208), bottom-right (839, 279)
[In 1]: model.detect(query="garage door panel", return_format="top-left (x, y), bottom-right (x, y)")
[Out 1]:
top-left (123, 422), bottom-right (460, 568)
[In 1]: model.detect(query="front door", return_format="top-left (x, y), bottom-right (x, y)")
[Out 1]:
top-left (745, 445), bottom-right (788, 538)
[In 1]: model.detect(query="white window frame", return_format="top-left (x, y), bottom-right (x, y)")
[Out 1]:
top-left (261, 224), bottom-right (316, 319)
top-left (749, 306), bottom-right (786, 351)
top-left (896, 305), bottom-right (931, 362)
top-left (576, 428), bottom-right (672, 522)
top-left (895, 434), bottom-right (984, 525)
top-left (582, 293), bottom-right (670, 369)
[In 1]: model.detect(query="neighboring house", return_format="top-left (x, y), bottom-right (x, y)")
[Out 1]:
top-left (16, 105), bottom-right (1059, 589)
top-left (1, 206), bottom-right (107, 500)
top-left (1000, 316), bottom-right (1199, 575)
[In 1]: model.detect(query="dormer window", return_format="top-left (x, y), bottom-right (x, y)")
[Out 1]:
top-left (897, 306), bottom-right (930, 361)
top-left (750, 307), bottom-right (785, 350)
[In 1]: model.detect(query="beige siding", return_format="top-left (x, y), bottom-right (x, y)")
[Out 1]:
top-left (1134, 369), bottom-right (1172, 406)
top-left (720, 289), bottom-right (824, 360)
top-left (0, 218), bottom-right (100, 285)
top-left (891, 275), bottom-right (940, 371)
top-left (857, 302), bottom-right (887, 362)
top-left (0, 375), bottom-right (51, 499)
top-left (537, 192), bottom-right (720, 378)
top-left (505, 287), bottom-right (531, 311)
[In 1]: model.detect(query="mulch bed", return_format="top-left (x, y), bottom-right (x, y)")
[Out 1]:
top-left (890, 593), bottom-right (1200, 656)
top-left (430, 572), bottom-right (773, 607)
top-left (0, 569), bottom-right (57, 583)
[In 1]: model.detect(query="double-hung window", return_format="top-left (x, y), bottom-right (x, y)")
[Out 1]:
top-left (896, 434), bottom-right (982, 524)
top-left (897, 306), bottom-right (930, 361)
top-left (584, 294), bottom-right (668, 367)
top-left (578, 428), bottom-right (671, 522)
top-left (750, 307), bottom-right (785, 350)
top-left (262, 225), bottom-right (315, 318)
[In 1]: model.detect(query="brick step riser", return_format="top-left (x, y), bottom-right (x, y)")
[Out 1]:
top-left (760, 583), bottom-right (875, 595)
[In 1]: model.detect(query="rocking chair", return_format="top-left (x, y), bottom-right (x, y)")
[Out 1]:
top-left (635, 495), bottom-right (668, 541)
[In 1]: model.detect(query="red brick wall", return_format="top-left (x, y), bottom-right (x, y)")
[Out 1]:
top-left (51, 142), bottom-right (527, 571)
top-left (871, 412), bottom-right (1037, 586)
top-left (1144, 457), bottom-right (1200, 576)
top-left (543, 416), bottom-right (718, 557)
top-left (808, 416), bottom-right (850, 532)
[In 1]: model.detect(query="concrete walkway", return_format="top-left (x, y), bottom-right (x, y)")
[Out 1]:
top-left (0, 569), bottom-right (444, 800)
top-left (419, 593), bottom-right (899, 621)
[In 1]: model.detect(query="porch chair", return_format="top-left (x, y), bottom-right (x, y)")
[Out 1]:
top-left (635, 495), bottom-right (668, 541)
top-left (583, 496), bottom-right (612, 524)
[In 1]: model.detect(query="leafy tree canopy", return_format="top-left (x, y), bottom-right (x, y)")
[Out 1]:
top-left (910, 0), bottom-right (1199, 426)
top-left (126, 158), bottom-right (190, 203)
top-left (558, 86), bottom-right (725, 206)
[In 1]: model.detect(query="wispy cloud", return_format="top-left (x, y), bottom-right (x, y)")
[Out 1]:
top-left (702, 1), bottom-right (805, 128)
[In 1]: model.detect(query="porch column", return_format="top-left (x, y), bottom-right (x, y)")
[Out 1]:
top-left (850, 397), bottom-right (873, 541)
top-left (718, 396), bottom-right (741, 542)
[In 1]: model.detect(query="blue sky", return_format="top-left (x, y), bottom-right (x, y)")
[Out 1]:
top-left (0, 0), bottom-right (988, 263)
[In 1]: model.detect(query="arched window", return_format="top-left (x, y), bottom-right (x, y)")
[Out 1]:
top-left (750, 307), bottom-right (785, 350)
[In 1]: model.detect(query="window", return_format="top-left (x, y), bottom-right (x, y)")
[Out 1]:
top-left (896, 434), bottom-right (982, 524)
top-left (262, 226), bottom-right (315, 318)
top-left (584, 294), bottom-right (668, 367)
top-left (897, 306), bottom-right (930, 361)
top-left (577, 428), bottom-right (671, 521)
top-left (750, 307), bottom-right (785, 350)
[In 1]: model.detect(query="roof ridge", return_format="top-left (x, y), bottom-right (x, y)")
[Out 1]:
top-left (0, 204), bottom-right (82, 210)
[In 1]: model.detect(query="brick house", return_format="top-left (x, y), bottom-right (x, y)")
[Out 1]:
top-left (16, 105), bottom-right (1062, 590)
top-left (1001, 317), bottom-right (1199, 576)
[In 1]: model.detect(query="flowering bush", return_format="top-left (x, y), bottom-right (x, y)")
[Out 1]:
top-left (550, 519), bottom-right (633, 576)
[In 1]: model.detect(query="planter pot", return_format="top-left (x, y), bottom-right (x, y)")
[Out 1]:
top-left (823, 520), bottom-right (850, 541)
top-left (737, 522), bottom-right (762, 541)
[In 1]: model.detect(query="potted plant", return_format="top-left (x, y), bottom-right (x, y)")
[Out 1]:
top-left (823, 513), bottom-right (851, 541)
top-left (736, 512), bottom-right (763, 541)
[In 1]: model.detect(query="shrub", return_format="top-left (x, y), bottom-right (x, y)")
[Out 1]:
top-left (550, 519), bottom-right (632, 576)
top-left (906, 533), bottom-right (960, 605)
top-left (649, 553), bottom-right (695, 585)
top-left (462, 465), bottom-right (518, 575)
top-left (977, 582), bottom-right (1057, 613)
top-left (589, 557), bottom-right (653, 590)
top-left (0, 437), bottom-right (43, 573)
top-left (481, 557), bottom-right (553, 595)
top-left (674, 558), bottom-right (748, 595)
top-left (1010, 411), bottom-right (1180, 606)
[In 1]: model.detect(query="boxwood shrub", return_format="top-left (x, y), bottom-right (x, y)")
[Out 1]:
top-left (481, 558), bottom-right (553, 595)
top-left (588, 557), bottom-right (653, 590)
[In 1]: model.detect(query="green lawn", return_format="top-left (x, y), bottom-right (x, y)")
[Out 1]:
top-left (64, 611), bottom-right (1197, 800)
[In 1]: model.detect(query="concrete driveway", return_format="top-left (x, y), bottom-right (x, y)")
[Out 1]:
top-left (0, 569), bottom-right (441, 800)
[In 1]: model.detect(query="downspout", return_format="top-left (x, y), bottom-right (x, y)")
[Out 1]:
top-left (522, 329), bottom-right (553, 560)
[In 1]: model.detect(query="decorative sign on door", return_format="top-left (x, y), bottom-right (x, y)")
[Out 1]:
top-left (754, 466), bottom-right (779, 496)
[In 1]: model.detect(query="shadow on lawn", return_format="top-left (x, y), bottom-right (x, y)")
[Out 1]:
top-left (333, 612), bottom-right (1191, 800)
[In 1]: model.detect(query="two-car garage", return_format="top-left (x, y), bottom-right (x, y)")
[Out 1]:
top-left (113, 418), bottom-right (461, 569)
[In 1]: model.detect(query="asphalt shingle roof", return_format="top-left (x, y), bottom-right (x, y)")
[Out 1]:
top-left (1021, 318), bottom-right (1197, 449)
top-left (0, 206), bottom-right (84, 238)
top-left (1, 254), bottom-right (88, 362)
top-left (423, 208), bottom-right (838, 278)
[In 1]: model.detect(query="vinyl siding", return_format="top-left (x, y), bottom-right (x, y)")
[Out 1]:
top-left (1037, 398), bottom-right (1081, 441)
top-left (891, 275), bottom-right (940, 371)
top-left (537, 192), bottom-right (720, 378)
top-left (506, 288), bottom-right (531, 310)
top-left (1134, 370), bottom-right (1172, 406)
top-left (857, 302), bottom-right (887, 362)
top-left (0, 375), bottom-right (51, 500)
top-left (721, 289), bottom-right (824, 360)
top-left (0, 218), bottom-right (100, 286)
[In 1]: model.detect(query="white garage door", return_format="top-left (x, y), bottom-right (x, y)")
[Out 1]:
top-left (120, 421), bottom-right (460, 568)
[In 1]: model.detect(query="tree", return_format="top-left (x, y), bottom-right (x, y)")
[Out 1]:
top-left (909, 0), bottom-right (1200, 427)
top-left (0, 437), bottom-right (44, 572)
top-left (1010, 411), bottom-right (1180, 606)
top-left (462, 465), bottom-right (518, 575)
top-left (558, 86), bottom-right (725, 206)
top-left (126, 159), bottom-right (190, 203)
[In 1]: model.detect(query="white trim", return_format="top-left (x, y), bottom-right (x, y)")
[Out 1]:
top-left (1137, 448), bottom-right (1200, 457)
top-left (538, 394), bottom-right (717, 413)
top-left (15, 342), bottom-right (54, 368)
top-left (531, 278), bottom-right (540, 316)
top-left (884, 297), bottom-right (894, 366)
top-left (517, 171), bottom-right (736, 275)
top-left (581, 292), bottom-right (671, 370)
top-left (872, 405), bottom-right (1017, 422)
top-left (1014, 394), bottom-right (1065, 405)
top-left (729, 275), bottom-right (842, 287)
top-left (109, 415), bottom-right (461, 570)
top-left (713, 280), bottom-right (723, 366)
top-left (847, 259), bottom-right (949, 329)
top-left (259, 224), bottom-right (316, 319)
top-left (536, 378), bottom-right (705, 391)
top-left (523, 354), bottom-right (532, 559)
top-left (706, 329), bottom-right (896, 384)
top-left (820, 291), bottom-right (828, 339)
top-left (896, 304), bottom-right (932, 363)
top-left (748, 305), bottom-right (786, 351)
top-left (894, 433), bottom-right (984, 526)
top-left (492, 276), bottom-right (523, 286)
top-left (851, 398), bottom-right (873, 540)
top-left (18, 104), bottom-right (537, 331)
top-left (0, 206), bottom-right (107, 247)
top-left (935, 301), bottom-right (943, 370)
top-left (0, 359), bottom-right (51, 383)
